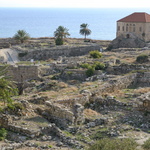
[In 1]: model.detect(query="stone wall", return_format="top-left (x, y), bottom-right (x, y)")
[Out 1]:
top-left (107, 64), bottom-right (150, 75)
top-left (0, 38), bottom-right (18, 49)
top-left (60, 69), bottom-right (87, 81)
top-left (20, 44), bottom-right (100, 60)
top-left (0, 65), bottom-right (39, 82)
top-left (93, 73), bottom-right (137, 95)
top-left (0, 114), bottom-right (40, 138)
top-left (136, 72), bottom-right (150, 87)
top-left (37, 101), bottom-right (74, 128)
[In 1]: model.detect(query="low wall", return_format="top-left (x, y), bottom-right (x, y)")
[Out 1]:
top-left (60, 69), bottom-right (87, 81)
top-left (0, 114), bottom-right (40, 138)
top-left (37, 101), bottom-right (74, 127)
top-left (0, 65), bottom-right (39, 82)
top-left (136, 72), bottom-right (150, 87)
top-left (20, 44), bottom-right (100, 60)
top-left (93, 73), bottom-right (137, 95)
top-left (107, 64), bottom-right (150, 75)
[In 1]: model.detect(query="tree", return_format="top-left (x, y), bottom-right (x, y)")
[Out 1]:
top-left (13, 30), bottom-right (30, 43)
top-left (0, 67), bottom-right (18, 105)
top-left (54, 26), bottom-right (70, 45)
top-left (80, 23), bottom-right (91, 40)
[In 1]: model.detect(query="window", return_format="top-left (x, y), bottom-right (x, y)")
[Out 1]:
top-left (139, 27), bottom-right (142, 32)
top-left (133, 24), bottom-right (135, 32)
top-left (118, 26), bottom-right (120, 31)
top-left (126, 24), bottom-right (128, 31)
top-left (122, 26), bottom-right (124, 31)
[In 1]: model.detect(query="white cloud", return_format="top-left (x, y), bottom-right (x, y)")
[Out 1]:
top-left (0, 0), bottom-right (150, 8)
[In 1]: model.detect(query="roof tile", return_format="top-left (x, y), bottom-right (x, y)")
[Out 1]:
top-left (117, 12), bottom-right (150, 23)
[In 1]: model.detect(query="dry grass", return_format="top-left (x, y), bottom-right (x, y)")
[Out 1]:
top-left (83, 108), bottom-right (101, 119)
top-left (133, 87), bottom-right (150, 94)
top-left (39, 91), bottom-right (59, 99)
top-left (60, 86), bottom-right (78, 94)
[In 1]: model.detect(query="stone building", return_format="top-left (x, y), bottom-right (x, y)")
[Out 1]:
top-left (117, 12), bottom-right (150, 42)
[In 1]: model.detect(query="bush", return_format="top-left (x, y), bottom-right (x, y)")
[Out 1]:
top-left (0, 128), bottom-right (7, 141)
top-left (7, 103), bottom-right (25, 112)
top-left (55, 38), bottom-right (63, 45)
top-left (90, 50), bottom-right (102, 58)
top-left (86, 67), bottom-right (95, 77)
top-left (142, 138), bottom-right (150, 150)
top-left (80, 63), bottom-right (91, 69)
top-left (136, 54), bottom-right (149, 63)
top-left (93, 61), bottom-right (105, 70)
top-left (88, 138), bottom-right (137, 150)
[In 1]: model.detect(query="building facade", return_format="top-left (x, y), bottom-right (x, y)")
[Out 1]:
top-left (117, 12), bottom-right (150, 42)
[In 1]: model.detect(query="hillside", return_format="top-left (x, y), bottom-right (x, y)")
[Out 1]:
top-left (0, 38), bottom-right (150, 150)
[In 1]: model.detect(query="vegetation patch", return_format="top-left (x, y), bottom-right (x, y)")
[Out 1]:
top-left (88, 138), bottom-right (138, 150)
top-left (142, 138), bottom-right (150, 150)
top-left (0, 128), bottom-right (7, 141)
top-left (90, 50), bottom-right (102, 58)
top-left (86, 67), bottom-right (95, 77)
top-left (93, 61), bottom-right (105, 70)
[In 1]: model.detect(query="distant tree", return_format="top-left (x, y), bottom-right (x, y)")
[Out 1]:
top-left (80, 23), bottom-right (91, 40)
top-left (54, 26), bottom-right (70, 45)
top-left (13, 30), bottom-right (30, 43)
top-left (0, 67), bottom-right (18, 105)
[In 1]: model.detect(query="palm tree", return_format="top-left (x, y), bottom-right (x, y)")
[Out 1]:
top-left (54, 26), bottom-right (70, 45)
top-left (80, 23), bottom-right (91, 40)
top-left (14, 30), bottom-right (30, 43)
top-left (0, 67), bottom-right (17, 105)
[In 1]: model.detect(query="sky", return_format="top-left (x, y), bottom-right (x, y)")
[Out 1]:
top-left (0, 0), bottom-right (150, 8)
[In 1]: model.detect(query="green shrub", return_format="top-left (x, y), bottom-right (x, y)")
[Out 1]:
top-left (48, 145), bottom-right (53, 148)
top-left (55, 38), bottom-right (63, 45)
top-left (93, 61), bottom-right (105, 70)
top-left (86, 67), bottom-right (95, 77)
top-left (88, 138), bottom-right (137, 150)
top-left (142, 138), bottom-right (150, 150)
top-left (90, 50), bottom-right (102, 58)
top-left (80, 63), bottom-right (91, 69)
top-left (0, 107), bottom-right (4, 113)
top-left (7, 103), bottom-right (25, 111)
top-left (136, 54), bottom-right (149, 63)
top-left (0, 128), bottom-right (7, 141)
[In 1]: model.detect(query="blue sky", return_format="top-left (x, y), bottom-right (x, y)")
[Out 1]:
top-left (0, 0), bottom-right (150, 8)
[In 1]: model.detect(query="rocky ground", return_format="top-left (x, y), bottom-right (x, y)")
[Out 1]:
top-left (0, 38), bottom-right (150, 150)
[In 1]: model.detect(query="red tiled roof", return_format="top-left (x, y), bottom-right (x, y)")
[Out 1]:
top-left (117, 12), bottom-right (150, 23)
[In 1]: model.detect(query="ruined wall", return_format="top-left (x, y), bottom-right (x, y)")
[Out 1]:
top-left (136, 72), bottom-right (150, 87)
top-left (20, 45), bottom-right (100, 60)
top-left (107, 64), bottom-right (150, 75)
top-left (93, 73), bottom-right (137, 95)
top-left (0, 65), bottom-right (39, 82)
top-left (0, 114), bottom-right (40, 138)
top-left (60, 69), bottom-right (87, 81)
top-left (0, 38), bottom-right (18, 49)
top-left (37, 101), bottom-right (75, 127)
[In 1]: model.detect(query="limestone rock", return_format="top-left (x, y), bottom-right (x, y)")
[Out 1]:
top-left (108, 34), bottom-right (146, 49)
